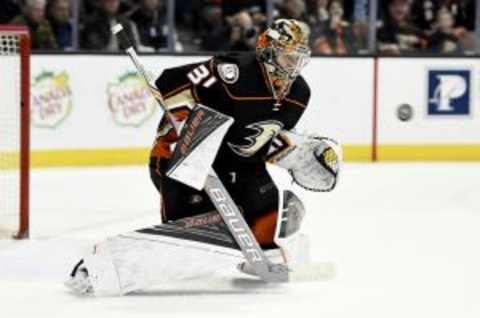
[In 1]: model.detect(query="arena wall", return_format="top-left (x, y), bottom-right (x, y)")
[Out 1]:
top-left (377, 58), bottom-right (480, 161)
top-left (28, 55), bottom-right (480, 167)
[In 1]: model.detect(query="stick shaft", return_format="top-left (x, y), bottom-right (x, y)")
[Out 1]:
top-left (124, 47), bottom-right (181, 133)
top-left (205, 172), bottom-right (289, 282)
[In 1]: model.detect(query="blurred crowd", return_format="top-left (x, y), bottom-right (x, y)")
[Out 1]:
top-left (377, 0), bottom-right (475, 54)
top-left (0, 0), bottom-right (476, 55)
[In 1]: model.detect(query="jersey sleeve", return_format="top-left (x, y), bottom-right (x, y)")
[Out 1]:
top-left (155, 57), bottom-right (229, 115)
top-left (154, 61), bottom-right (202, 108)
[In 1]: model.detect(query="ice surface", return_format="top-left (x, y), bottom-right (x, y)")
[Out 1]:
top-left (1, 163), bottom-right (479, 318)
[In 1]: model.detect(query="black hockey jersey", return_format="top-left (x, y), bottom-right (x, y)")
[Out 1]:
top-left (152, 52), bottom-right (310, 177)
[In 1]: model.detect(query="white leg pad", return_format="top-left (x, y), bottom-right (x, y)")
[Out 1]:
top-left (83, 232), bottom-right (244, 296)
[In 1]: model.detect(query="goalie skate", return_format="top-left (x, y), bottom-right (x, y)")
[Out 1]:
top-left (237, 234), bottom-right (335, 282)
top-left (65, 260), bottom-right (93, 295)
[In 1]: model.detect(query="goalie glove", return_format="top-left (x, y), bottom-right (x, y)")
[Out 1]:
top-left (267, 131), bottom-right (342, 192)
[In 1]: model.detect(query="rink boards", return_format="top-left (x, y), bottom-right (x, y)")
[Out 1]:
top-left (25, 55), bottom-right (480, 167)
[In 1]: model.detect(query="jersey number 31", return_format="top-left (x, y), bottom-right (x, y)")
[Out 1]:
top-left (187, 65), bottom-right (217, 88)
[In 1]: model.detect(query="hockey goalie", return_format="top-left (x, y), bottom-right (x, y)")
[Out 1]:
top-left (66, 19), bottom-right (342, 296)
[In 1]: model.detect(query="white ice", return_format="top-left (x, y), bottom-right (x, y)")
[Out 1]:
top-left (1, 163), bottom-right (479, 318)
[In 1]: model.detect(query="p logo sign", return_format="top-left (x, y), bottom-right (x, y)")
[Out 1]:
top-left (428, 70), bottom-right (470, 115)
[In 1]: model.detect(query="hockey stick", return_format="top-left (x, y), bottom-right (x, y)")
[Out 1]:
top-left (111, 24), bottom-right (289, 283)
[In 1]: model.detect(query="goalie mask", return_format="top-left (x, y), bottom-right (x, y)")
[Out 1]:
top-left (256, 19), bottom-right (311, 81)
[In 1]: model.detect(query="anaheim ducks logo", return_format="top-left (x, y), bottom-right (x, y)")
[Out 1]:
top-left (228, 120), bottom-right (283, 157)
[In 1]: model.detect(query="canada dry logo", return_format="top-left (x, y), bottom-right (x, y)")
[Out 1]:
top-left (107, 72), bottom-right (157, 127)
top-left (428, 70), bottom-right (470, 116)
top-left (31, 71), bottom-right (72, 128)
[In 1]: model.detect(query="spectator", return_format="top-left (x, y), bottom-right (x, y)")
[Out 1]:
top-left (307, 0), bottom-right (330, 25)
top-left (0, 0), bottom-right (22, 24)
top-left (175, 0), bottom-right (196, 28)
top-left (81, 0), bottom-right (137, 51)
top-left (222, 0), bottom-right (266, 17)
top-left (227, 10), bottom-right (259, 51)
top-left (446, 0), bottom-right (475, 31)
top-left (278, 0), bottom-right (309, 22)
top-left (351, 0), bottom-right (370, 23)
top-left (47, 0), bottom-right (73, 50)
top-left (307, 0), bottom-right (367, 23)
top-left (311, 0), bottom-right (358, 54)
top-left (377, 0), bottom-right (428, 54)
top-left (248, 5), bottom-right (268, 32)
top-left (173, 0), bottom-right (205, 51)
top-left (200, 5), bottom-right (231, 51)
top-left (81, 0), bottom-right (133, 19)
top-left (10, 0), bottom-right (58, 50)
top-left (428, 8), bottom-right (463, 54)
top-left (128, 0), bottom-right (172, 51)
top-left (411, 0), bottom-right (475, 32)
top-left (410, 0), bottom-right (437, 31)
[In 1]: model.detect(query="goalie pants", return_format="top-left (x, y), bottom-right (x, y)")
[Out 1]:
top-left (149, 159), bottom-right (280, 248)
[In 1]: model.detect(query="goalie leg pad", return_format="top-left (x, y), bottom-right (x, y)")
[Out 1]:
top-left (75, 230), bottom-right (243, 296)
top-left (238, 190), bottom-right (311, 276)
